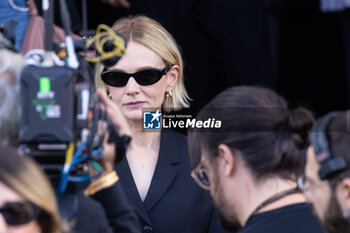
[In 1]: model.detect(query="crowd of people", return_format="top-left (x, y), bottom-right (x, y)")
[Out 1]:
top-left (1, 2), bottom-right (350, 233)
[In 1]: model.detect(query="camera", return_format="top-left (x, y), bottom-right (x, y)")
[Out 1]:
top-left (19, 61), bottom-right (90, 186)
top-left (18, 23), bottom-right (127, 193)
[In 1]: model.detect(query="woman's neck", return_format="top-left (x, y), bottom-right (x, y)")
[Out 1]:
top-left (127, 119), bottom-right (161, 152)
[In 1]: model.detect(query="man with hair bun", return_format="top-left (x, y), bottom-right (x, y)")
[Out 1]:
top-left (188, 86), bottom-right (326, 233)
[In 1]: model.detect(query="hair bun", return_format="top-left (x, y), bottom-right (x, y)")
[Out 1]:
top-left (287, 108), bottom-right (314, 149)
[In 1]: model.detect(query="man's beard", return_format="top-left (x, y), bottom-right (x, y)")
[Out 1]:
top-left (212, 170), bottom-right (242, 232)
top-left (322, 190), bottom-right (350, 233)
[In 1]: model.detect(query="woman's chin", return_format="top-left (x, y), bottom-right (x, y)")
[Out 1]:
top-left (123, 109), bottom-right (143, 122)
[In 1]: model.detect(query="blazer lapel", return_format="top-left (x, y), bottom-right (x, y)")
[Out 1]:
top-left (115, 157), bottom-right (153, 226)
top-left (143, 130), bottom-right (181, 212)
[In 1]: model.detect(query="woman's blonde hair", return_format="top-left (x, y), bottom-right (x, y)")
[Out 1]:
top-left (95, 15), bottom-right (190, 112)
top-left (0, 146), bottom-right (61, 233)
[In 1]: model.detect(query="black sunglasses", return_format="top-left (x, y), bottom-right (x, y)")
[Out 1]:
top-left (0, 202), bottom-right (41, 226)
top-left (101, 65), bottom-right (172, 87)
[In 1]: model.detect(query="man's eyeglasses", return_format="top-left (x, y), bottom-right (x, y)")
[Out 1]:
top-left (0, 202), bottom-right (41, 226)
top-left (297, 175), bottom-right (334, 193)
top-left (101, 65), bottom-right (172, 87)
top-left (191, 159), bottom-right (210, 190)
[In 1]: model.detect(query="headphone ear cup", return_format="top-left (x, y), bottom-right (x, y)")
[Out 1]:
top-left (99, 32), bottom-right (127, 67)
top-left (319, 157), bottom-right (348, 180)
top-left (310, 117), bottom-right (333, 162)
top-left (310, 111), bottom-right (348, 180)
top-left (100, 38), bottom-right (121, 67)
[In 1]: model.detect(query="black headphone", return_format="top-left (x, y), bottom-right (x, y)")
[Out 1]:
top-left (310, 111), bottom-right (348, 180)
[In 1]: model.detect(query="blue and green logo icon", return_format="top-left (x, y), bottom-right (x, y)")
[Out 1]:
top-left (143, 110), bottom-right (162, 129)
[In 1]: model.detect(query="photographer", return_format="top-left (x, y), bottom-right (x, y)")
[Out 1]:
top-left (303, 111), bottom-right (350, 233)
top-left (0, 144), bottom-right (138, 233)
top-left (0, 35), bottom-right (139, 233)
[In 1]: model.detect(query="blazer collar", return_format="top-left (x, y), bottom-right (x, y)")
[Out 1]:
top-left (116, 157), bottom-right (153, 225)
top-left (143, 129), bottom-right (181, 211)
top-left (116, 129), bottom-right (182, 225)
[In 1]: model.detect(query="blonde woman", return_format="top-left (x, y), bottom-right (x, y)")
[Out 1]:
top-left (0, 146), bottom-right (61, 233)
top-left (96, 15), bottom-right (228, 233)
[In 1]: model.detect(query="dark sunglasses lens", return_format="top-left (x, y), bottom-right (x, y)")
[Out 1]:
top-left (101, 72), bottom-right (128, 87)
top-left (134, 70), bottom-right (162, 86)
top-left (1, 203), bottom-right (39, 225)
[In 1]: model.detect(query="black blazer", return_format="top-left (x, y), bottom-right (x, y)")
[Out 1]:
top-left (70, 180), bottom-right (140, 233)
top-left (115, 129), bottom-right (229, 233)
top-left (92, 181), bottom-right (140, 233)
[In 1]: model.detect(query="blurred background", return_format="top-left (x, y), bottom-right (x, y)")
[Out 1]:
top-left (33, 0), bottom-right (350, 117)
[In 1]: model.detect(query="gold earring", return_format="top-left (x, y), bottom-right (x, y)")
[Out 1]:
top-left (165, 91), bottom-right (173, 98)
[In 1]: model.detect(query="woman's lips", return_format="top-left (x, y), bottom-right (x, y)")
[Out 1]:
top-left (124, 101), bottom-right (146, 109)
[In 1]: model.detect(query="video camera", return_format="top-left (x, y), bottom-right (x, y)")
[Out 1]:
top-left (17, 0), bottom-right (128, 195)
top-left (19, 56), bottom-right (90, 187)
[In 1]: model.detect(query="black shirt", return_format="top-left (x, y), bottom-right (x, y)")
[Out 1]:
top-left (239, 203), bottom-right (326, 233)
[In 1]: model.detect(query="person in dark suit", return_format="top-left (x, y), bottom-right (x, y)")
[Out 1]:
top-left (115, 128), bottom-right (222, 233)
top-left (95, 15), bottom-right (229, 233)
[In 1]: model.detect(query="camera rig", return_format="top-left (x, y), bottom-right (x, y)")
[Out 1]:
top-left (18, 0), bottom-right (128, 196)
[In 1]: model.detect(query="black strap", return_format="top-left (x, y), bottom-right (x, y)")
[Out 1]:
top-left (248, 187), bottom-right (301, 220)
top-left (43, 0), bottom-right (54, 51)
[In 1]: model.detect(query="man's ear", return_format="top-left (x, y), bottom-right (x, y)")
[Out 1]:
top-left (217, 144), bottom-right (236, 177)
top-left (166, 65), bottom-right (179, 92)
top-left (337, 178), bottom-right (350, 213)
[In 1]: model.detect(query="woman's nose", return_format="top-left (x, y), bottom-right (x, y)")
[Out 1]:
top-left (125, 77), bottom-right (141, 95)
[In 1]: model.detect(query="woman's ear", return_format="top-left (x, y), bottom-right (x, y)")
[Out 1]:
top-left (166, 64), bottom-right (179, 92)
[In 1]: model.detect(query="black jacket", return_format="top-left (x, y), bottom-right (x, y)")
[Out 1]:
top-left (69, 181), bottom-right (140, 233)
top-left (115, 129), bottom-right (229, 233)
top-left (92, 182), bottom-right (140, 233)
